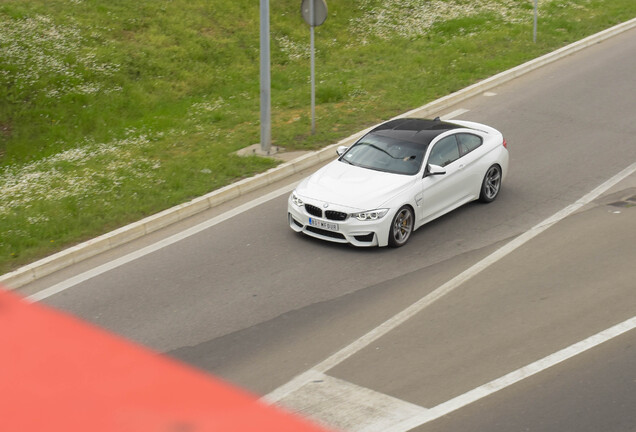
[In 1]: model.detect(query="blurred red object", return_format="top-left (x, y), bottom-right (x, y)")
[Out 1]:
top-left (0, 288), bottom-right (332, 432)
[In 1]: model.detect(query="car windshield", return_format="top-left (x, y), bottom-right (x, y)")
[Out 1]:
top-left (340, 134), bottom-right (424, 175)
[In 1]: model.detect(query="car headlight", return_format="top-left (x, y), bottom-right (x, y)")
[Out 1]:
top-left (290, 192), bottom-right (304, 207)
top-left (352, 209), bottom-right (389, 221)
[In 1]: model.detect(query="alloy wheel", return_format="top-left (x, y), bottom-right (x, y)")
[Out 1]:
top-left (389, 206), bottom-right (413, 247)
top-left (480, 165), bottom-right (501, 202)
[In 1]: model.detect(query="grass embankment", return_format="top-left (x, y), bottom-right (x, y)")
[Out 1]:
top-left (1, 0), bottom-right (635, 274)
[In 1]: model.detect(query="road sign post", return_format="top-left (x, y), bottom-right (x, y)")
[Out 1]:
top-left (301, 0), bottom-right (327, 135)
top-left (533, 0), bottom-right (538, 43)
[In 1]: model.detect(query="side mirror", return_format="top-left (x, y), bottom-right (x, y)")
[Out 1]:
top-left (336, 145), bottom-right (349, 156)
top-left (425, 164), bottom-right (446, 177)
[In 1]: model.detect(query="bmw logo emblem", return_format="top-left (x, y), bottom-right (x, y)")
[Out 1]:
top-left (323, 203), bottom-right (329, 208)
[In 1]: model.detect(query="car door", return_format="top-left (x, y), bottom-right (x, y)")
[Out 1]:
top-left (457, 132), bottom-right (488, 198)
top-left (416, 134), bottom-right (465, 223)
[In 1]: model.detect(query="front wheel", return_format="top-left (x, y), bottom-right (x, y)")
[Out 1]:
top-left (388, 206), bottom-right (414, 248)
top-left (479, 165), bottom-right (502, 203)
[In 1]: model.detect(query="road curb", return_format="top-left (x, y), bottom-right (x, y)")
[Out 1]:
top-left (3, 17), bottom-right (636, 290)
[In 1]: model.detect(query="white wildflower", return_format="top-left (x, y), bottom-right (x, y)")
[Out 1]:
top-left (276, 35), bottom-right (310, 61)
top-left (348, 0), bottom-right (581, 43)
top-left (0, 14), bottom-right (121, 99)
top-left (0, 132), bottom-right (160, 215)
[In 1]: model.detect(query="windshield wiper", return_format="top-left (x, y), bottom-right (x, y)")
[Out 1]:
top-left (358, 142), bottom-right (415, 160)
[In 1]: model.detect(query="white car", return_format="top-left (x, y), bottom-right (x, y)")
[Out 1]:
top-left (288, 117), bottom-right (509, 247)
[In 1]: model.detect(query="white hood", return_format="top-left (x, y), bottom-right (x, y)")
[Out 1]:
top-left (296, 160), bottom-right (416, 209)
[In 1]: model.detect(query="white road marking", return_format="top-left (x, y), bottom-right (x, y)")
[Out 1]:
top-left (272, 315), bottom-right (636, 432)
top-left (264, 162), bottom-right (636, 413)
top-left (441, 108), bottom-right (469, 120)
top-left (275, 372), bottom-right (429, 432)
top-left (28, 182), bottom-right (299, 302)
top-left (387, 315), bottom-right (636, 430)
top-left (483, 91), bottom-right (497, 97)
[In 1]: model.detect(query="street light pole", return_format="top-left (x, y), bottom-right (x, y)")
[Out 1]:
top-left (260, 0), bottom-right (271, 152)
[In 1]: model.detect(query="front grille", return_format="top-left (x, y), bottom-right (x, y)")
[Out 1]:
top-left (325, 210), bottom-right (348, 221)
top-left (306, 226), bottom-right (346, 240)
top-left (305, 204), bottom-right (322, 218)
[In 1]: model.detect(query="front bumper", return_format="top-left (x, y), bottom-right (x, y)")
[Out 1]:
top-left (287, 196), bottom-right (392, 247)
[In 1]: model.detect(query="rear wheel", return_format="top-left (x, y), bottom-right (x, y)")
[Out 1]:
top-left (479, 165), bottom-right (502, 203)
top-left (388, 206), bottom-right (414, 248)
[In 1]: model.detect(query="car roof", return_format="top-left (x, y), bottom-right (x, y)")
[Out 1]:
top-left (368, 118), bottom-right (463, 146)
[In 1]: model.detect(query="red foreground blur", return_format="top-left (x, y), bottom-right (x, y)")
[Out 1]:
top-left (0, 288), bottom-right (333, 432)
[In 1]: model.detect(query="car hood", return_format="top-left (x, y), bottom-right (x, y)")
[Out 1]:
top-left (296, 160), bottom-right (416, 210)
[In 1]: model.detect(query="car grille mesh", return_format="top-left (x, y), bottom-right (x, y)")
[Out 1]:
top-left (304, 204), bottom-right (348, 221)
top-left (306, 226), bottom-right (346, 240)
top-left (325, 210), bottom-right (348, 221)
top-left (305, 204), bottom-right (322, 217)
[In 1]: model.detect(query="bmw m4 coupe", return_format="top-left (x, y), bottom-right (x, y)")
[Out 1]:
top-left (288, 117), bottom-right (509, 247)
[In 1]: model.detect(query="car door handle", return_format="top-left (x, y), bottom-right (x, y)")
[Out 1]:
top-left (458, 164), bottom-right (465, 170)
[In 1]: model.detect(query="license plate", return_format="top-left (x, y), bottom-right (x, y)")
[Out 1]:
top-left (309, 218), bottom-right (339, 231)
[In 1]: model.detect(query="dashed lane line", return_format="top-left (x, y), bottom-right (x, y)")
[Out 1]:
top-left (441, 108), bottom-right (470, 119)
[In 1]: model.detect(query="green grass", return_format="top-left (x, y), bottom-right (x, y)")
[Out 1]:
top-left (1, 0), bottom-right (636, 274)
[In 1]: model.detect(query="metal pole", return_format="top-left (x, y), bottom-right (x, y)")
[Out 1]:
top-left (533, 0), bottom-right (538, 43)
top-left (310, 0), bottom-right (316, 135)
top-left (260, 0), bottom-right (271, 152)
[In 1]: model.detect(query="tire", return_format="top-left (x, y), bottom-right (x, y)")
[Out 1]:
top-left (388, 205), bottom-right (414, 248)
top-left (479, 164), bottom-right (502, 203)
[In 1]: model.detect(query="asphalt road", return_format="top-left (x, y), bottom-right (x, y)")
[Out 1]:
top-left (418, 330), bottom-right (636, 432)
top-left (18, 26), bottom-right (636, 431)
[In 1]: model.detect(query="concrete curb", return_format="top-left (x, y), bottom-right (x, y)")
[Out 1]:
top-left (3, 17), bottom-right (636, 290)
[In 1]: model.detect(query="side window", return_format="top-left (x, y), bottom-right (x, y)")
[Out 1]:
top-left (428, 136), bottom-right (460, 167)
top-left (457, 133), bottom-right (482, 155)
